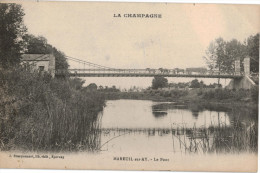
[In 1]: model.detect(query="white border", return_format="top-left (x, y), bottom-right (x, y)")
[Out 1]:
top-left (0, 0), bottom-right (259, 173)
top-left (38, 0), bottom-right (260, 4)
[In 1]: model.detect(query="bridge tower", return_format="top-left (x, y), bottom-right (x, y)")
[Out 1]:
top-left (243, 56), bottom-right (250, 76)
top-left (234, 59), bottom-right (240, 76)
top-left (227, 56), bottom-right (255, 90)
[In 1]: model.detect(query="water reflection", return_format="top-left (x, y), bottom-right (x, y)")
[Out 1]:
top-left (152, 111), bottom-right (168, 117)
top-left (152, 104), bottom-right (168, 118)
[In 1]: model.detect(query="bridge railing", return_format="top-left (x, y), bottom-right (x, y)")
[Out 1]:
top-left (57, 68), bottom-right (241, 77)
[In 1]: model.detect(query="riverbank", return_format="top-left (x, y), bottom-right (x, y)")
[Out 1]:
top-left (0, 68), bottom-right (105, 152)
top-left (101, 87), bottom-right (258, 108)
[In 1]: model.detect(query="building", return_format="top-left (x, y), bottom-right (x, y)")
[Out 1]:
top-left (21, 54), bottom-right (55, 77)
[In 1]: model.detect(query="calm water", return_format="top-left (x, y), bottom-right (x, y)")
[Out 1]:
top-left (97, 99), bottom-right (257, 155)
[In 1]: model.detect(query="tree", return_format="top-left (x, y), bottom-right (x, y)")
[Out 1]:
top-left (98, 85), bottom-right (104, 90)
top-left (225, 39), bottom-right (246, 73)
top-left (24, 34), bottom-right (69, 71)
top-left (199, 80), bottom-right (206, 88)
top-left (204, 34), bottom-right (259, 75)
top-left (245, 33), bottom-right (259, 73)
top-left (0, 4), bottom-right (27, 68)
top-left (86, 83), bottom-right (97, 91)
top-left (204, 37), bottom-right (227, 73)
top-left (190, 79), bottom-right (200, 88)
top-left (152, 76), bottom-right (168, 89)
top-left (23, 34), bottom-right (52, 54)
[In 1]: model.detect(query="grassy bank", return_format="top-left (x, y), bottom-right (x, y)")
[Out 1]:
top-left (0, 67), bottom-right (105, 152)
top-left (101, 87), bottom-right (258, 106)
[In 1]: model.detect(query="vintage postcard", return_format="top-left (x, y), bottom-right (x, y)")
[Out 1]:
top-left (0, 1), bottom-right (259, 172)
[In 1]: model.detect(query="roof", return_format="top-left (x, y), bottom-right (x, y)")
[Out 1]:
top-left (21, 54), bottom-right (54, 61)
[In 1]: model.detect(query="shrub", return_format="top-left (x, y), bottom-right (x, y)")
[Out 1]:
top-left (170, 89), bottom-right (188, 98)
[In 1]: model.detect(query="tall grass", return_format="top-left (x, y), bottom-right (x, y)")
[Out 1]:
top-left (201, 88), bottom-right (253, 101)
top-left (176, 118), bottom-right (258, 154)
top-left (0, 67), bottom-right (105, 152)
top-left (99, 122), bottom-right (257, 154)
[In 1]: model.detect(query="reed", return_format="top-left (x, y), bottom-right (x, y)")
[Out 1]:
top-left (98, 123), bottom-right (257, 154)
top-left (174, 119), bottom-right (258, 154)
top-left (0, 67), bottom-right (105, 152)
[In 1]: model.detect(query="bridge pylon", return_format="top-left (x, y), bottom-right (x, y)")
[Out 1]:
top-left (227, 57), bottom-right (256, 90)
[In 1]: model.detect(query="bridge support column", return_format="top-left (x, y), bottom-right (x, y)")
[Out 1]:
top-left (226, 56), bottom-right (255, 90)
top-left (226, 76), bottom-right (256, 90)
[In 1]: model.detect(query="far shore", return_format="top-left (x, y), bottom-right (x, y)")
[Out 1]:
top-left (99, 88), bottom-right (258, 109)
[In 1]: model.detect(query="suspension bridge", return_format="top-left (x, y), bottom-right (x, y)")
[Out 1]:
top-left (54, 56), bottom-right (243, 79)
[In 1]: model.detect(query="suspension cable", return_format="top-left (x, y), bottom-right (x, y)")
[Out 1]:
top-left (65, 56), bottom-right (115, 69)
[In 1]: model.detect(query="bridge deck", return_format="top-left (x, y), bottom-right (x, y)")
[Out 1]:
top-left (56, 72), bottom-right (242, 79)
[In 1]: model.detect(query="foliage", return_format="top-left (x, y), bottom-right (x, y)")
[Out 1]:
top-left (168, 82), bottom-right (189, 88)
top-left (202, 88), bottom-right (251, 101)
top-left (225, 39), bottom-right (246, 72)
top-left (203, 38), bottom-right (226, 72)
top-left (98, 85), bottom-right (120, 92)
top-left (23, 34), bottom-right (51, 54)
top-left (246, 33), bottom-right (259, 73)
top-left (68, 78), bottom-right (85, 90)
top-left (169, 89), bottom-right (188, 98)
top-left (0, 4), bottom-right (27, 68)
top-left (169, 80), bottom-right (221, 89)
top-left (24, 34), bottom-right (69, 71)
top-left (204, 33), bottom-right (259, 74)
top-left (152, 76), bottom-right (168, 89)
top-left (84, 83), bottom-right (98, 91)
top-left (0, 67), bottom-right (105, 151)
top-left (190, 79), bottom-right (201, 88)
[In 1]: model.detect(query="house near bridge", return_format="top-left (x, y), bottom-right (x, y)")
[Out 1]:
top-left (21, 54), bottom-right (55, 77)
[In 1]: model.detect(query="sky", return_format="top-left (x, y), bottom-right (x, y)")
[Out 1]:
top-left (19, 2), bottom-right (260, 88)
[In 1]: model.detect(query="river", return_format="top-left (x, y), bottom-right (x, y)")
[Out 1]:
top-left (97, 99), bottom-right (257, 155)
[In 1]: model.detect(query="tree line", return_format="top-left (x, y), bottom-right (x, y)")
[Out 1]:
top-left (152, 76), bottom-right (221, 90)
top-left (204, 35), bottom-right (259, 74)
top-left (0, 4), bottom-right (105, 151)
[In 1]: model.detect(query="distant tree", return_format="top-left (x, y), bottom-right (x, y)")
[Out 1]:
top-left (98, 85), bottom-right (104, 90)
top-left (205, 82), bottom-right (221, 88)
top-left (152, 76), bottom-right (168, 89)
top-left (0, 4), bottom-right (27, 68)
top-left (245, 33), bottom-right (259, 73)
top-left (168, 82), bottom-right (190, 88)
top-left (199, 80), bottom-right (206, 88)
top-left (86, 83), bottom-right (97, 91)
top-left (178, 82), bottom-right (188, 88)
top-left (111, 85), bottom-right (120, 92)
top-left (190, 79), bottom-right (200, 88)
top-left (158, 68), bottom-right (163, 73)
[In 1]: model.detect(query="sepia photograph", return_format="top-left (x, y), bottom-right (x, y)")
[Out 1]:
top-left (0, 1), bottom-right (259, 172)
